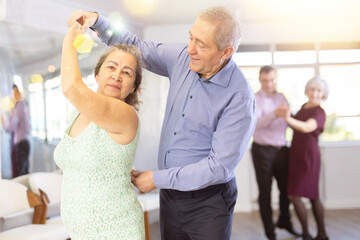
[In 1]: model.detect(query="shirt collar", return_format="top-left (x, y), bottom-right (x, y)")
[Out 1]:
top-left (198, 58), bottom-right (235, 88)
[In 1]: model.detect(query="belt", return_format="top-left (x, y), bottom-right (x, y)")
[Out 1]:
top-left (163, 178), bottom-right (235, 198)
top-left (253, 142), bottom-right (285, 150)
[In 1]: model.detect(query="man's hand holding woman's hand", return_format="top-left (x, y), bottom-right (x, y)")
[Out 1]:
top-left (67, 10), bottom-right (99, 32)
top-left (274, 103), bottom-right (291, 120)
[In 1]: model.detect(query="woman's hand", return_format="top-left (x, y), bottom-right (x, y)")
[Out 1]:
top-left (63, 22), bottom-right (83, 48)
top-left (275, 103), bottom-right (290, 120)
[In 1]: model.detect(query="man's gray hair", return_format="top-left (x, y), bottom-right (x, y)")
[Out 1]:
top-left (198, 6), bottom-right (242, 51)
top-left (305, 76), bottom-right (329, 100)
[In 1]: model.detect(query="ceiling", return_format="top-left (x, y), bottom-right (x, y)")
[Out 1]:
top-left (1, 0), bottom-right (360, 76)
top-left (55, 0), bottom-right (360, 25)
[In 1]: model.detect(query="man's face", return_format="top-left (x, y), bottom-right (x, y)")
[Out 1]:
top-left (187, 18), bottom-right (227, 79)
top-left (259, 70), bottom-right (277, 95)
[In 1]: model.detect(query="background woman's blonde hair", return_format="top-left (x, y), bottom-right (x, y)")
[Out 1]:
top-left (305, 76), bottom-right (329, 100)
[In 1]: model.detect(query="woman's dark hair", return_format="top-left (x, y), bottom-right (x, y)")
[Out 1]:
top-left (94, 43), bottom-right (143, 111)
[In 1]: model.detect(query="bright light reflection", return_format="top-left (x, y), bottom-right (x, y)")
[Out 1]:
top-left (320, 64), bottom-right (360, 116)
top-left (109, 12), bottom-right (125, 32)
top-left (0, 0), bottom-right (6, 21)
top-left (319, 50), bottom-right (360, 64)
top-left (31, 74), bottom-right (43, 83)
top-left (233, 52), bottom-right (272, 66)
top-left (0, 96), bottom-right (15, 112)
top-left (13, 75), bottom-right (23, 92)
top-left (274, 51), bottom-right (317, 65)
top-left (45, 77), bottom-right (60, 90)
top-left (76, 34), bottom-right (94, 54)
top-left (48, 65), bottom-right (56, 73)
top-left (123, 0), bottom-right (158, 17)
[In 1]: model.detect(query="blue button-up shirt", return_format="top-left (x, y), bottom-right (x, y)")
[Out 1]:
top-left (93, 16), bottom-right (256, 191)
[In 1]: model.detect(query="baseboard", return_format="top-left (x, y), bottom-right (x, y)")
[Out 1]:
top-left (324, 200), bottom-right (360, 209)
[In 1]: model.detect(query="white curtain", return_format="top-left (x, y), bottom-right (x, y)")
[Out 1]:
top-left (0, 47), bottom-right (15, 179)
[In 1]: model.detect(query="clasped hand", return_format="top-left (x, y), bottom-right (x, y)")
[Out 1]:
top-left (274, 103), bottom-right (291, 119)
top-left (131, 170), bottom-right (156, 193)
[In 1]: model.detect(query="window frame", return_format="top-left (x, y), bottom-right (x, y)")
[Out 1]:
top-left (236, 42), bottom-right (360, 142)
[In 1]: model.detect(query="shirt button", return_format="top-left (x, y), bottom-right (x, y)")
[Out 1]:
top-left (174, 131), bottom-right (177, 135)
top-left (190, 95), bottom-right (193, 99)
top-left (167, 150), bottom-right (170, 154)
top-left (182, 114), bottom-right (185, 117)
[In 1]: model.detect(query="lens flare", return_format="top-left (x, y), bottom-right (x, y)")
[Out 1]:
top-left (109, 12), bottom-right (125, 31)
top-left (0, 96), bottom-right (15, 112)
top-left (73, 34), bottom-right (94, 54)
top-left (48, 65), bottom-right (56, 73)
top-left (31, 74), bottom-right (44, 83)
top-left (73, 34), bottom-right (85, 49)
top-left (123, 0), bottom-right (158, 17)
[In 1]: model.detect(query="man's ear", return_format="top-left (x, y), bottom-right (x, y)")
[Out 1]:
top-left (221, 46), bottom-right (234, 60)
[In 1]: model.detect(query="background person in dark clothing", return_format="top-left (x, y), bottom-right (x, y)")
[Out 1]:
top-left (251, 66), bottom-right (300, 240)
top-left (1, 84), bottom-right (31, 177)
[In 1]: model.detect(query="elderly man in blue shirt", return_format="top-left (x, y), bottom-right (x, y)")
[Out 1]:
top-left (68, 6), bottom-right (256, 240)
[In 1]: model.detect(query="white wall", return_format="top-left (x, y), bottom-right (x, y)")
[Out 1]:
top-left (234, 143), bottom-right (360, 212)
top-left (321, 143), bottom-right (360, 209)
top-left (143, 20), bottom-right (360, 45)
top-left (133, 70), bottom-right (169, 171)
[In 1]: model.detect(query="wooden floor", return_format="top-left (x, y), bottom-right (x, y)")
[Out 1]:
top-left (150, 209), bottom-right (360, 240)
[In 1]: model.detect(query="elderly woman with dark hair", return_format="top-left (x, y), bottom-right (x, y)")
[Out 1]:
top-left (279, 77), bottom-right (330, 240)
top-left (54, 21), bottom-right (145, 239)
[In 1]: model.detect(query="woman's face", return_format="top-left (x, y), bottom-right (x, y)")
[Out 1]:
top-left (306, 85), bottom-right (324, 105)
top-left (96, 50), bottom-right (137, 101)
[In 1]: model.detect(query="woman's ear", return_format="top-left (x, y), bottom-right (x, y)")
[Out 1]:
top-left (130, 84), bottom-right (136, 94)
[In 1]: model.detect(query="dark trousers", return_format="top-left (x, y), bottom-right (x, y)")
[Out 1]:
top-left (251, 142), bottom-right (291, 239)
top-left (11, 136), bottom-right (17, 178)
top-left (160, 178), bottom-right (237, 240)
top-left (13, 140), bottom-right (30, 177)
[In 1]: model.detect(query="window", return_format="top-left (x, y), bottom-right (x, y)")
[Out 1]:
top-left (240, 66), bottom-right (261, 92)
top-left (233, 52), bottom-right (272, 66)
top-left (44, 77), bottom-right (70, 141)
top-left (29, 82), bottom-right (46, 139)
top-left (276, 68), bottom-right (315, 112)
top-left (237, 43), bottom-right (360, 141)
top-left (319, 49), bottom-right (360, 64)
top-left (274, 51), bottom-right (317, 65)
top-left (320, 64), bottom-right (360, 141)
top-left (28, 72), bottom-right (97, 143)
